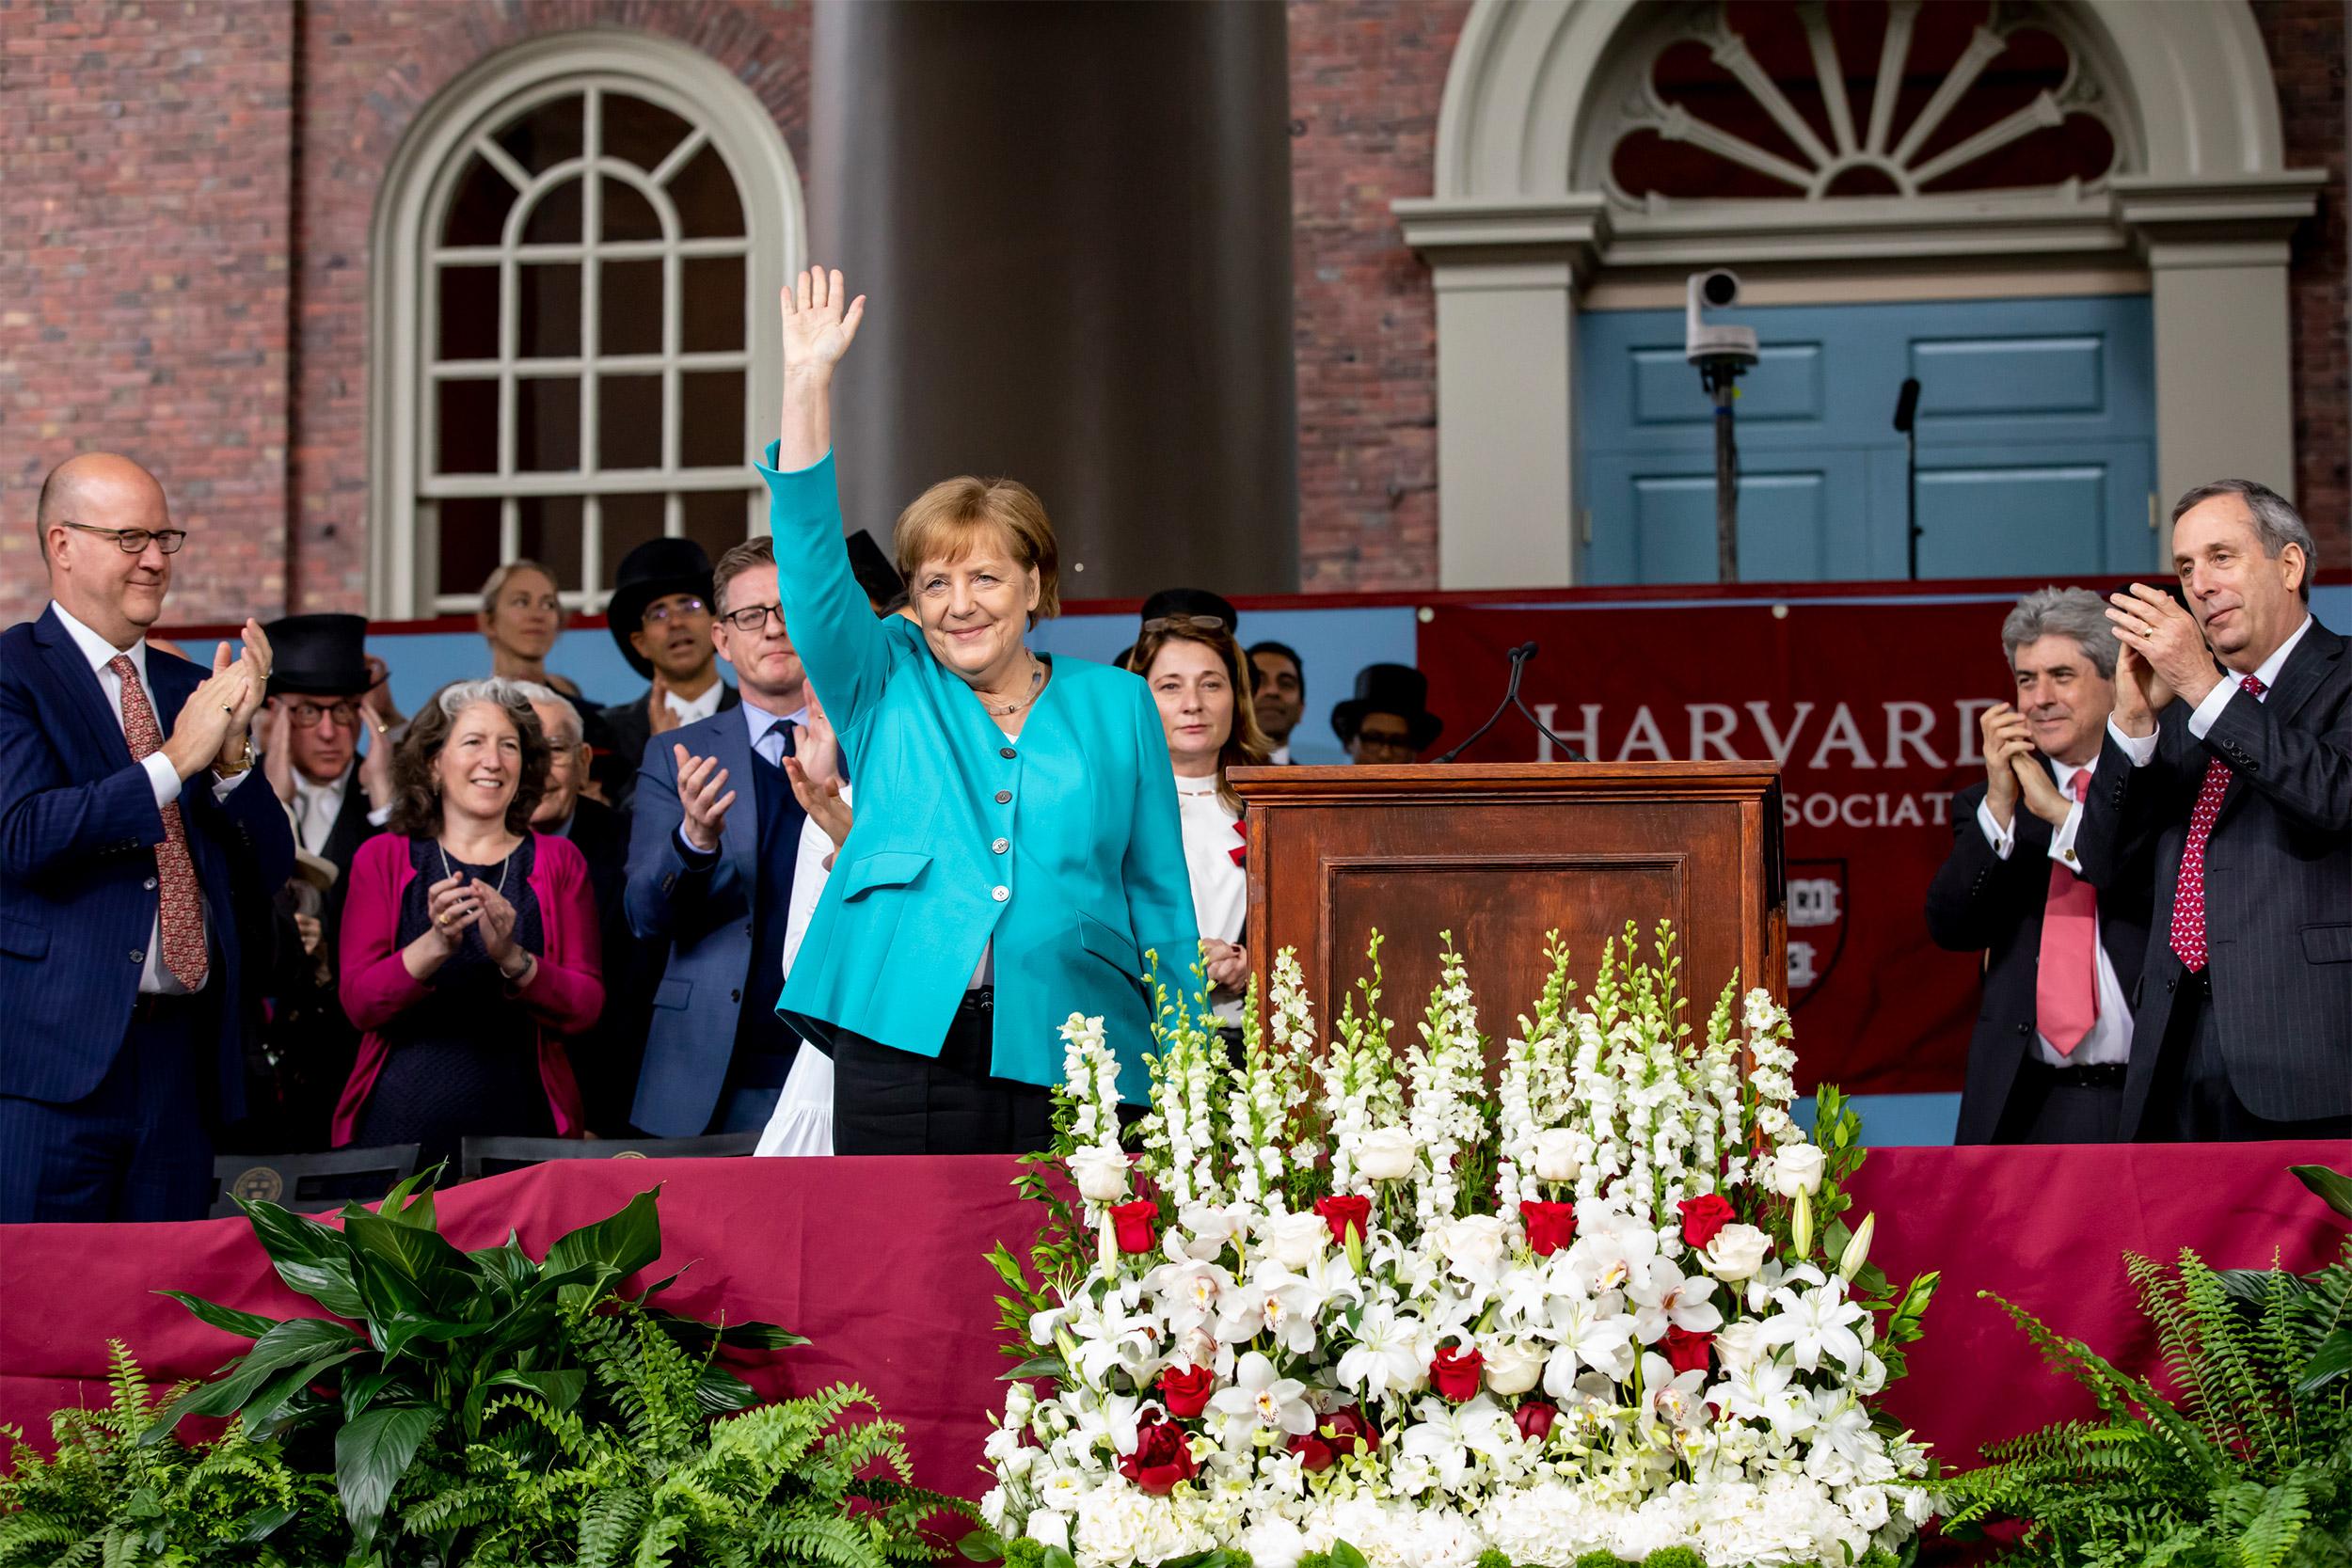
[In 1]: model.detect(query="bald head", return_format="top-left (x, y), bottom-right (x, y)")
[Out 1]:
top-left (40, 452), bottom-right (176, 647)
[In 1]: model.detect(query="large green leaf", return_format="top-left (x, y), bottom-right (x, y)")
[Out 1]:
top-left (337, 1401), bottom-right (439, 1556)
top-left (237, 1201), bottom-right (369, 1320)
top-left (651, 1312), bottom-right (809, 1352)
top-left (376, 1307), bottom-right (492, 1364)
top-left (238, 1348), bottom-right (367, 1429)
top-left (2294, 1325), bottom-right (2352, 1397)
top-left (695, 1362), bottom-right (763, 1416)
top-left (154, 1291), bottom-right (282, 1343)
top-left (468, 1233), bottom-right (540, 1298)
top-left (143, 1317), bottom-right (365, 1439)
top-left (2289, 1164), bottom-right (2352, 1222)
top-left (542, 1187), bottom-right (665, 1301)
top-left (345, 1210), bottom-right (479, 1296)
top-left (462, 1367), bottom-right (589, 1434)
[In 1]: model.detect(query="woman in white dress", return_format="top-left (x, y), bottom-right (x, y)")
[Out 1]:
top-left (1131, 613), bottom-right (1273, 1032)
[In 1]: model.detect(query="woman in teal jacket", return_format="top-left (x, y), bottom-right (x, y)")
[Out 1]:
top-left (750, 267), bottom-right (1200, 1153)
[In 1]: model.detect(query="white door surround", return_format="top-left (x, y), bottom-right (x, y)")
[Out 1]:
top-left (1394, 0), bottom-right (2322, 589)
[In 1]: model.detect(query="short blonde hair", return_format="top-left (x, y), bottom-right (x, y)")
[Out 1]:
top-left (892, 477), bottom-right (1060, 626)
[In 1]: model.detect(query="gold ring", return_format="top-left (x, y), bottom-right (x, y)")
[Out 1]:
top-left (221, 703), bottom-right (233, 714)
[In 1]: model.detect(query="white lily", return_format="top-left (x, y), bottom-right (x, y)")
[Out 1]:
top-left (1626, 1257), bottom-right (1724, 1344)
top-left (1398, 1394), bottom-right (1514, 1491)
top-left (1206, 1351), bottom-right (1317, 1449)
top-left (1709, 1355), bottom-right (1808, 1439)
top-left (1757, 1277), bottom-right (1867, 1373)
top-left (1541, 1289), bottom-right (1638, 1390)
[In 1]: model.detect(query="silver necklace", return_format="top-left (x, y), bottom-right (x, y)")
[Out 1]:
top-left (438, 839), bottom-right (513, 897)
top-left (980, 654), bottom-right (1045, 718)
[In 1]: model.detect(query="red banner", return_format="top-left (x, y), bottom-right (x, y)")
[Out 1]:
top-left (1418, 596), bottom-right (2021, 1095)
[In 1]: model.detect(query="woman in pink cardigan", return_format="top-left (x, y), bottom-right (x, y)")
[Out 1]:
top-left (335, 677), bottom-right (601, 1170)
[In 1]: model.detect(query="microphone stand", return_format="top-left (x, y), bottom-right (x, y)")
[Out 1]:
top-left (1433, 641), bottom-right (1588, 764)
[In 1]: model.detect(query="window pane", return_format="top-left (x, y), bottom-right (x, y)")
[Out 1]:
top-left (516, 496), bottom-right (585, 590)
top-left (598, 374), bottom-right (664, 469)
top-left (600, 176), bottom-right (663, 243)
top-left (681, 489), bottom-right (752, 563)
top-left (516, 378), bottom-right (581, 472)
top-left (436, 380), bottom-right (499, 474)
top-left (680, 256), bottom-right (744, 352)
top-left (440, 152), bottom-right (517, 246)
top-left (679, 371), bottom-right (745, 468)
top-left (599, 259), bottom-right (663, 356)
top-left (666, 144), bottom-right (743, 238)
top-left (602, 92), bottom-right (692, 171)
top-left (517, 263), bottom-right (581, 357)
top-left (495, 93), bottom-right (584, 177)
top-left (437, 264), bottom-right (500, 361)
top-left (598, 493), bottom-right (667, 590)
top-left (437, 498), bottom-right (503, 596)
top-left (522, 179), bottom-right (582, 245)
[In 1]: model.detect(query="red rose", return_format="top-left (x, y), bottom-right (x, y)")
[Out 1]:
top-left (1428, 1344), bottom-right (1485, 1402)
top-left (1664, 1324), bottom-right (1714, 1375)
top-left (1321, 1404), bottom-right (1380, 1457)
top-left (1118, 1408), bottom-right (1199, 1497)
top-left (1313, 1195), bottom-right (1373, 1247)
top-left (1520, 1200), bottom-right (1575, 1257)
top-left (1289, 1431), bottom-right (1337, 1471)
top-left (1110, 1198), bottom-right (1160, 1254)
top-left (1513, 1399), bottom-right (1557, 1442)
top-left (1677, 1194), bottom-right (1735, 1250)
top-left (1157, 1363), bottom-right (1215, 1418)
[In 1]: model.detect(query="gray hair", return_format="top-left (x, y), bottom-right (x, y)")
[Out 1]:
top-left (2002, 587), bottom-right (2119, 679)
top-left (2171, 479), bottom-right (2314, 604)
top-left (436, 676), bottom-right (538, 726)
top-left (508, 679), bottom-right (582, 748)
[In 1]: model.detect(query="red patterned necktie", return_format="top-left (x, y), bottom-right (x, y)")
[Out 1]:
top-left (2169, 673), bottom-right (2265, 972)
top-left (109, 654), bottom-right (208, 990)
top-left (1229, 818), bottom-right (1248, 867)
top-left (2035, 769), bottom-right (2098, 1054)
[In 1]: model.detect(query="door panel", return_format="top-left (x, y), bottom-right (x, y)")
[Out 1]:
top-left (1577, 294), bottom-right (2156, 583)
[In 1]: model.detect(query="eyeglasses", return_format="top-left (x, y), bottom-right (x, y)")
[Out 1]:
top-left (60, 522), bottom-right (188, 555)
top-left (288, 700), bottom-right (362, 730)
top-left (1142, 614), bottom-right (1230, 635)
top-left (642, 596), bottom-right (707, 626)
top-left (1353, 731), bottom-right (1420, 754)
top-left (719, 603), bottom-right (787, 633)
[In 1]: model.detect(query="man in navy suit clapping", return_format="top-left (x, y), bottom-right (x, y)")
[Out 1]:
top-left (0, 454), bottom-right (294, 1220)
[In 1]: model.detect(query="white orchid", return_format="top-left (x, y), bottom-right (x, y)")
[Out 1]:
top-left (1206, 1352), bottom-right (1316, 1449)
top-left (1710, 1355), bottom-right (1809, 1439)
top-left (1758, 1277), bottom-right (1867, 1373)
top-left (1145, 1256), bottom-right (1234, 1338)
top-left (1626, 1258), bottom-right (1723, 1344)
top-left (1637, 1351), bottom-right (1709, 1433)
top-left (1253, 1256), bottom-right (1348, 1356)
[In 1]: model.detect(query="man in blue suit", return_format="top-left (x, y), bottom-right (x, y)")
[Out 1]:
top-left (625, 536), bottom-right (836, 1136)
top-left (0, 453), bottom-right (295, 1220)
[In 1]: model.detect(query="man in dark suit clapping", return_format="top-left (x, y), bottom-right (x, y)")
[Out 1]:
top-left (1928, 589), bottom-right (2154, 1143)
top-left (0, 453), bottom-right (294, 1219)
top-left (2086, 479), bottom-right (2352, 1141)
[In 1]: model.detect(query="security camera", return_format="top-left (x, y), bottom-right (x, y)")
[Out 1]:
top-left (1685, 269), bottom-right (1758, 367)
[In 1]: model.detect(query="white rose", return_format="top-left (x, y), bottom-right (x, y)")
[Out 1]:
top-left (1435, 1214), bottom-right (1511, 1279)
top-left (1241, 1516), bottom-right (1306, 1568)
top-left (1027, 1510), bottom-right (1072, 1553)
top-left (1070, 1146), bottom-right (1132, 1203)
top-left (1711, 1319), bottom-right (1766, 1374)
top-left (1532, 1128), bottom-right (1581, 1182)
top-left (1700, 1223), bottom-right (1771, 1281)
top-left (1844, 1483), bottom-right (1890, 1531)
top-left (1483, 1340), bottom-right (1546, 1396)
top-left (1770, 1143), bottom-right (1825, 1196)
top-left (1261, 1210), bottom-right (1328, 1269)
top-left (1353, 1126), bottom-right (1420, 1180)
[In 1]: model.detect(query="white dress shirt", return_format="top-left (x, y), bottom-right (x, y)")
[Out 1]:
top-left (49, 600), bottom-right (239, 994)
top-left (290, 760), bottom-right (350, 856)
top-left (1268, 743), bottom-right (1292, 767)
top-left (662, 678), bottom-right (728, 727)
top-left (1176, 771), bottom-right (1248, 1024)
top-left (1974, 754), bottom-right (2131, 1068)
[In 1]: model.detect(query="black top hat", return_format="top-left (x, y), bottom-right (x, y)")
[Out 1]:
top-left (847, 530), bottom-right (904, 608)
top-left (605, 537), bottom-right (716, 679)
top-left (1139, 587), bottom-right (1239, 635)
top-left (1330, 662), bottom-right (1443, 752)
top-left (262, 613), bottom-right (371, 698)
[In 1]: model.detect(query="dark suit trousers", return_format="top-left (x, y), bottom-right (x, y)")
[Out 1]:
top-left (1994, 1061), bottom-right (2125, 1144)
top-left (0, 1003), bottom-right (212, 1221)
top-left (2155, 972), bottom-right (2352, 1142)
top-left (832, 990), bottom-right (1053, 1155)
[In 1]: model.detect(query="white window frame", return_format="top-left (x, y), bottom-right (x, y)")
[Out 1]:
top-left (369, 30), bottom-right (804, 617)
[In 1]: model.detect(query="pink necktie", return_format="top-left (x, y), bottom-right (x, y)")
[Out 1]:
top-left (2169, 673), bottom-right (2265, 972)
top-left (110, 654), bottom-right (209, 990)
top-left (2035, 769), bottom-right (2097, 1054)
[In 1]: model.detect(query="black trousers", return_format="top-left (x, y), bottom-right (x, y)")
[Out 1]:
top-left (2150, 971), bottom-right (2352, 1142)
top-left (0, 1000), bottom-right (212, 1222)
top-left (831, 990), bottom-right (1053, 1155)
top-left (1994, 1059), bottom-right (2125, 1144)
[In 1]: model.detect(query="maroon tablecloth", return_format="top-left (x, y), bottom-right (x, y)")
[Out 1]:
top-left (3, 1144), bottom-right (2344, 1496)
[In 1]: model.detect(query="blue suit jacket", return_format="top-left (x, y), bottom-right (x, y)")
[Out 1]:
top-left (622, 706), bottom-right (765, 1136)
top-left (0, 607), bottom-right (296, 1115)
top-left (760, 447), bottom-right (1200, 1103)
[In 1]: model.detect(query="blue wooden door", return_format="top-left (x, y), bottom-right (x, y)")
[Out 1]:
top-left (1575, 295), bottom-right (2156, 583)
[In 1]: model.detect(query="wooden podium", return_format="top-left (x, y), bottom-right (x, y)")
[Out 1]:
top-left (1231, 762), bottom-right (1786, 1037)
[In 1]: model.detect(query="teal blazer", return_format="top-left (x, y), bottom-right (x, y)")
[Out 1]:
top-left (759, 446), bottom-right (1200, 1102)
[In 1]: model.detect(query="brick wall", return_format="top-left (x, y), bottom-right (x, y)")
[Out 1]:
top-left (2251, 0), bottom-right (2348, 574)
top-left (0, 0), bottom-right (294, 628)
top-left (1286, 0), bottom-right (1469, 593)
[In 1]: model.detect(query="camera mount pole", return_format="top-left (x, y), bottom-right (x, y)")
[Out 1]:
top-left (1701, 356), bottom-right (1744, 584)
top-left (1893, 377), bottom-right (1921, 580)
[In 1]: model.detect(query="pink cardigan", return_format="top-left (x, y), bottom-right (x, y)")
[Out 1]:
top-left (332, 831), bottom-right (603, 1147)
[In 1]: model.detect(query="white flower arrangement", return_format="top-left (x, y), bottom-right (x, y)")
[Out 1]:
top-left (985, 926), bottom-right (1939, 1568)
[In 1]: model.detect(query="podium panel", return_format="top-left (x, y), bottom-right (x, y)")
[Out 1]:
top-left (1232, 763), bottom-right (1785, 1041)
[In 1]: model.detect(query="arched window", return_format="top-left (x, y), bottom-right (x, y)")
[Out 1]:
top-left (370, 32), bottom-right (803, 616)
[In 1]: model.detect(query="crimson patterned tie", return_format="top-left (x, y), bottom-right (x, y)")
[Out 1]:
top-left (109, 655), bottom-right (208, 990)
top-left (2034, 770), bottom-right (2099, 1054)
top-left (2168, 673), bottom-right (2265, 972)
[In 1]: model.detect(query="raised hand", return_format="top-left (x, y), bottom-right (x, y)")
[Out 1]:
top-left (674, 742), bottom-right (736, 853)
top-left (162, 661), bottom-right (254, 781)
top-left (791, 687), bottom-right (841, 788)
top-left (784, 755), bottom-right (852, 852)
top-left (647, 674), bottom-right (681, 737)
top-left (223, 619), bottom-right (272, 747)
top-left (402, 872), bottom-right (479, 979)
top-left (1978, 703), bottom-right (2032, 828)
top-left (2011, 750), bottom-right (2073, 828)
top-left (2107, 585), bottom-right (2210, 714)
top-left (780, 266), bottom-right (865, 378)
top-left (264, 699), bottom-right (297, 803)
top-left (358, 710), bottom-right (395, 810)
top-left (472, 877), bottom-right (521, 971)
top-left (360, 653), bottom-right (405, 728)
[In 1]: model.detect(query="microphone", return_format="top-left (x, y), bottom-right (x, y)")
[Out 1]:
top-left (1433, 641), bottom-right (1587, 763)
top-left (1892, 378), bottom-right (1920, 434)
